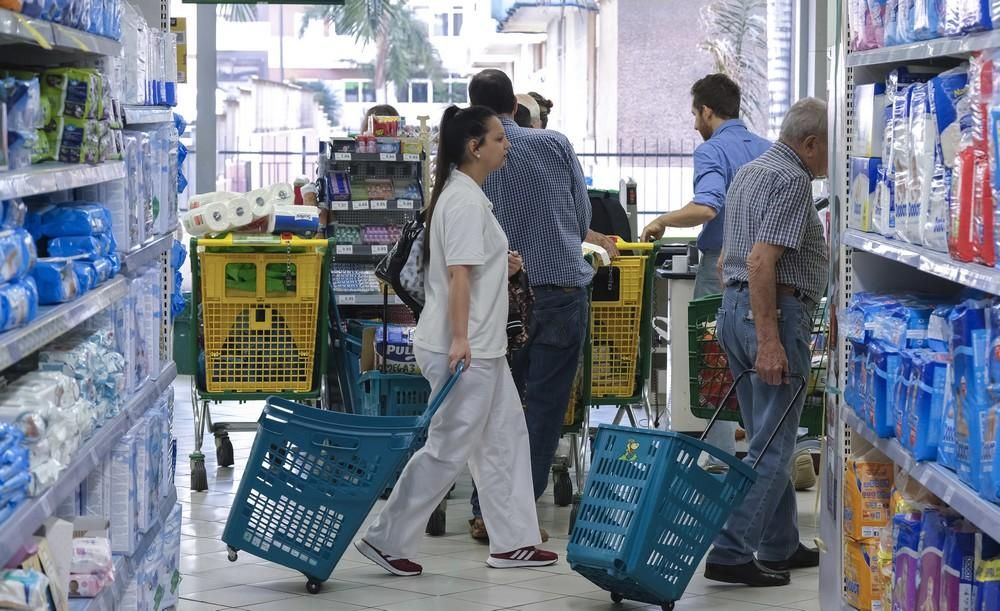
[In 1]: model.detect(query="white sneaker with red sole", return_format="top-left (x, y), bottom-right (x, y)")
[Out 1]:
top-left (355, 539), bottom-right (423, 576)
top-left (487, 546), bottom-right (558, 568)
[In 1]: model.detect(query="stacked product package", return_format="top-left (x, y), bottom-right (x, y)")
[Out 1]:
top-left (180, 183), bottom-right (322, 237)
top-left (0, 570), bottom-right (49, 611)
top-left (848, 1), bottom-right (998, 52)
top-left (119, 1), bottom-right (178, 107)
top-left (2, 0), bottom-right (123, 40)
top-left (41, 67), bottom-right (124, 164)
top-left (26, 202), bottom-right (120, 304)
top-left (0, 75), bottom-right (45, 170)
top-left (0, 423), bottom-right (30, 526)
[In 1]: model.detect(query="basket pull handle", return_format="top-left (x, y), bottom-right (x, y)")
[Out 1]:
top-left (700, 369), bottom-right (807, 472)
top-left (313, 435), bottom-right (361, 451)
top-left (415, 362), bottom-right (465, 429)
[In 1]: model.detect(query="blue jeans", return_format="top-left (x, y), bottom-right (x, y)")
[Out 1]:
top-left (472, 286), bottom-right (589, 517)
top-left (706, 284), bottom-right (815, 565)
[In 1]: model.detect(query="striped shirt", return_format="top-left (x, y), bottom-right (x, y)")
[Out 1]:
top-left (721, 141), bottom-right (828, 302)
top-left (483, 117), bottom-right (593, 288)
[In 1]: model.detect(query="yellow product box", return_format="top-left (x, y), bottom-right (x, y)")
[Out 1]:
top-left (844, 536), bottom-right (884, 611)
top-left (400, 138), bottom-right (423, 155)
top-left (844, 450), bottom-right (894, 540)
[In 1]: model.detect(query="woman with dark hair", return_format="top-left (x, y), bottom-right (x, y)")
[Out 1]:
top-left (356, 105), bottom-right (558, 576)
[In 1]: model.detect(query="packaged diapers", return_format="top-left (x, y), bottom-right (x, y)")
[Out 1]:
top-left (31, 258), bottom-right (80, 305)
top-left (845, 535), bottom-right (884, 611)
top-left (845, 449), bottom-right (895, 540)
top-left (929, 66), bottom-right (970, 254)
top-left (916, 508), bottom-right (950, 611)
top-left (868, 340), bottom-right (901, 437)
top-left (893, 508), bottom-right (924, 611)
top-left (908, 351), bottom-right (951, 460)
top-left (941, 520), bottom-right (976, 611)
top-left (948, 299), bottom-right (991, 487)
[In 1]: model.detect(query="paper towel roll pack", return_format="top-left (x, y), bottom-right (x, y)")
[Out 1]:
top-left (182, 201), bottom-right (230, 236)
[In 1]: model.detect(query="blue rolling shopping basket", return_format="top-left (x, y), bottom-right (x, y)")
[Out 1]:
top-left (221, 365), bottom-right (463, 594)
top-left (567, 371), bottom-right (806, 609)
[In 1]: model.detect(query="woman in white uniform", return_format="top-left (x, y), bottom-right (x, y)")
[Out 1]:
top-left (356, 105), bottom-right (558, 575)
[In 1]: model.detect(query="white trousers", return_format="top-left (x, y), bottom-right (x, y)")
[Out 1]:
top-left (363, 347), bottom-right (541, 558)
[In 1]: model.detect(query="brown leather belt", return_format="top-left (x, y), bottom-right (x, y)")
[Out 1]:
top-left (728, 281), bottom-right (805, 299)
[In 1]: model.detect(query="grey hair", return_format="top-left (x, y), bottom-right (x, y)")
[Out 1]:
top-left (779, 97), bottom-right (828, 145)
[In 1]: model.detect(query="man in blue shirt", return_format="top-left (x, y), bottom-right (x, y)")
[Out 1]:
top-left (465, 69), bottom-right (618, 542)
top-left (641, 74), bottom-right (770, 466)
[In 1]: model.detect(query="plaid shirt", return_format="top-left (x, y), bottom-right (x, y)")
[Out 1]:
top-left (483, 117), bottom-right (593, 288)
top-left (721, 141), bottom-right (828, 302)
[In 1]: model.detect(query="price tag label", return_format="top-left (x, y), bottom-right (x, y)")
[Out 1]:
top-left (371, 200), bottom-right (388, 210)
top-left (397, 199), bottom-right (415, 209)
top-left (380, 153), bottom-right (397, 162)
top-left (334, 152), bottom-right (352, 161)
top-left (336, 245), bottom-right (353, 255)
top-left (352, 200), bottom-right (370, 210)
top-left (403, 153), bottom-right (420, 162)
top-left (339, 294), bottom-right (357, 305)
top-left (331, 201), bottom-right (349, 211)
top-left (373, 245), bottom-right (388, 255)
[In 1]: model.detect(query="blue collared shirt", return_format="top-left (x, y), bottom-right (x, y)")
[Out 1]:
top-left (483, 117), bottom-right (593, 288)
top-left (692, 119), bottom-right (771, 251)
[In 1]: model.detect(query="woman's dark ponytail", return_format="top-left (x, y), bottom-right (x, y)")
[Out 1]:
top-left (423, 105), bottom-right (498, 256)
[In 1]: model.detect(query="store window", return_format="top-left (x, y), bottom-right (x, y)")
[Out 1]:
top-left (398, 80), bottom-right (431, 103)
top-left (344, 81), bottom-right (376, 103)
top-left (767, 0), bottom-right (795, 138)
top-left (433, 7), bottom-right (463, 37)
top-left (433, 79), bottom-right (469, 104)
top-left (434, 13), bottom-right (449, 36)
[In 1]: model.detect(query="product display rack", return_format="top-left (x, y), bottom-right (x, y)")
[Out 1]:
top-left (822, 3), bottom-right (1000, 610)
top-left (0, 161), bottom-right (127, 200)
top-left (0, 0), bottom-right (180, 607)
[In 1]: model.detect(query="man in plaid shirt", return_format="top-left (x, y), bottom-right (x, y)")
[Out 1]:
top-left (465, 70), bottom-right (618, 542)
top-left (704, 98), bottom-right (828, 588)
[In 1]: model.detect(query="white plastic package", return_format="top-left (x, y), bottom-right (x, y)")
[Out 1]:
top-left (0, 570), bottom-right (50, 611)
top-left (71, 537), bottom-right (113, 575)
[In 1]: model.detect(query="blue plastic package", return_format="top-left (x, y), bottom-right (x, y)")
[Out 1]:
top-left (0, 200), bottom-right (26, 230)
top-left (848, 340), bottom-right (869, 416)
top-left (868, 341), bottom-right (901, 437)
top-left (944, 0), bottom-right (993, 34)
top-left (0, 279), bottom-right (40, 333)
top-left (917, 509), bottom-right (951, 610)
top-left (31, 258), bottom-right (79, 305)
top-left (895, 350), bottom-right (918, 443)
top-left (71, 260), bottom-right (95, 295)
top-left (910, 351), bottom-right (951, 460)
top-left (913, 0), bottom-right (942, 38)
top-left (0, 230), bottom-right (37, 286)
top-left (39, 203), bottom-right (109, 237)
top-left (949, 299), bottom-right (992, 488)
top-left (91, 257), bottom-right (110, 284)
top-left (895, 509), bottom-right (924, 611)
top-left (47, 234), bottom-right (108, 259)
top-left (886, 0), bottom-right (902, 45)
top-left (105, 253), bottom-right (120, 276)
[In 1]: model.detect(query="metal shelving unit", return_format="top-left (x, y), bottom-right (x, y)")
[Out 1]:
top-left (122, 105), bottom-right (174, 127)
top-left (122, 233), bottom-right (174, 274)
top-left (823, 3), bottom-right (1000, 610)
top-left (330, 198), bottom-right (420, 212)
top-left (0, 161), bottom-right (126, 200)
top-left (0, 363), bottom-right (177, 564)
top-left (0, 8), bottom-right (122, 56)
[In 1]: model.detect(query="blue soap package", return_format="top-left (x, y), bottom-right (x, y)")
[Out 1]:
top-left (944, 0), bottom-right (993, 34)
top-left (0, 200), bottom-right (27, 230)
top-left (39, 203), bottom-right (110, 237)
top-left (72, 260), bottom-right (96, 296)
top-left (949, 299), bottom-right (992, 488)
top-left (31, 258), bottom-right (80, 305)
top-left (910, 351), bottom-right (951, 460)
top-left (0, 230), bottom-right (36, 285)
top-left (895, 350), bottom-right (918, 443)
top-left (868, 341), bottom-right (901, 437)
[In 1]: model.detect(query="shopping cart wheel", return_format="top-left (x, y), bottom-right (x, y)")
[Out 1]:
top-left (306, 580), bottom-right (322, 595)
top-left (660, 603), bottom-right (675, 610)
top-left (553, 468), bottom-right (573, 507)
top-left (611, 593), bottom-right (623, 604)
top-left (227, 546), bottom-right (238, 562)
top-left (190, 452), bottom-right (208, 492)
top-left (426, 500), bottom-right (447, 536)
top-left (215, 434), bottom-right (234, 468)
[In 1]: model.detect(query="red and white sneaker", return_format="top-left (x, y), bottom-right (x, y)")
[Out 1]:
top-left (487, 546), bottom-right (558, 568)
top-left (355, 539), bottom-right (422, 576)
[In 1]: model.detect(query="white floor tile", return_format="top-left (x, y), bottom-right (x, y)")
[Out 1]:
top-left (183, 585), bottom-right (300, 607)
top-left (708, 583), bottom-right (820, 607)
top-left (440, 566), bottom-right (547, 586)
top-left (176, 599), bottom-right (222, 611)
top-left (446, 584), bottom-right (564, 608)
top-left (513, 574), bottom-right (603, 596)
top-left (180, 537), bottom-right (230, 557)
top-left (379, 597), bottom-right (497, 611)
top-left (316, 585), bottom-right (431, 607)
top-left (243, 595), bottom-right (364, 611)
top-left (255, 577), bottom-right (366, 596)
top-left (368, 574), bottom-right (494, 597)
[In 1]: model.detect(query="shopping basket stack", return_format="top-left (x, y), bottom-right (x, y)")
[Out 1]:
top-left (221, 366), bottom-right (463, 594)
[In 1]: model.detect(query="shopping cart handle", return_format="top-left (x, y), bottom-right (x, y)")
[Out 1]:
top-left (415, 362), bottom-right (465, 429)
top-left (613, 238), bottom-right (655, 251)
top-left (197, 235), bottom-right (330, 248)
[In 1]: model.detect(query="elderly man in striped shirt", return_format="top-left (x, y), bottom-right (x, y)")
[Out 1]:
top-left (705, 98), bottom-right (829, 587)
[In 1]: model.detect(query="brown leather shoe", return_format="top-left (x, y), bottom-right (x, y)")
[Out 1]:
top-left (469, 517), bottom-right (489, 541)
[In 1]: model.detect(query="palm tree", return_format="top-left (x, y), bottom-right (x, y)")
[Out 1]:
top-left (217, 4), bottom-right (258, 23)
top-left (699, 0), bottom-right (768, 131)
top-left (300, 0), bottom-right (443, 104)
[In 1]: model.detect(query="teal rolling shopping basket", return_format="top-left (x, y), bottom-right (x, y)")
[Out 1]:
top-left (567, 371), bottom-right (805, 609)
top-left (357, 371), bottom-right (431, 417)
top-left (221, 366), bottom-right (463, 594)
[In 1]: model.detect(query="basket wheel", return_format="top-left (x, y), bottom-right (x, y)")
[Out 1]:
top-left (660, 603), bottom-right (675, 610)
top-left (553, 469), bottom-right (573, 507)
top-left (227, 546), bottom-right (238, 562)
top-left (611, 593), bottom-right (624, 604)
top-left (306, 580), bottom-right (321, 595)
top-left (215, 434), bottom-right (234, 468)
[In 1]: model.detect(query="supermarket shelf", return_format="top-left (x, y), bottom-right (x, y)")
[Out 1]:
top-left (0, 363), bottom-right (177, 563)
top-left (0, 277), bottom-right (127, 372)
top-left (69, 489), bottom-right (178, 611)
top-left (0, 9), bottom-right (121, 56)
top-left (122, 233), bottom-right (173, 274)
top-left (331, 151), bottom-right (422, 163)
top-left (0, 161), bottom-right (126, 199)
top-left (846, 31), bottom-right (1000, 67)
top-left (333, 243), bottom-right (390, 258)
top-left (335, 293), bottom-right (403, 306)
top-left (330, 198), bottom-right (421, 212)
top-left (123, 105), bottom-right (173, 126)
top-left (843, 229), bottom-right (1000, 295)
top-left (843, 409), bottom-right (1000, 542)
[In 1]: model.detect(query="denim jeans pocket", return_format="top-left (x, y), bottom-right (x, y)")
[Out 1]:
top-left (533, 295), bottom-right (584, 351)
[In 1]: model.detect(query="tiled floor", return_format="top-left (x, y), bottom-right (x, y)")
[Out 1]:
top-left (171, 376), bottom-right (821, 610)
